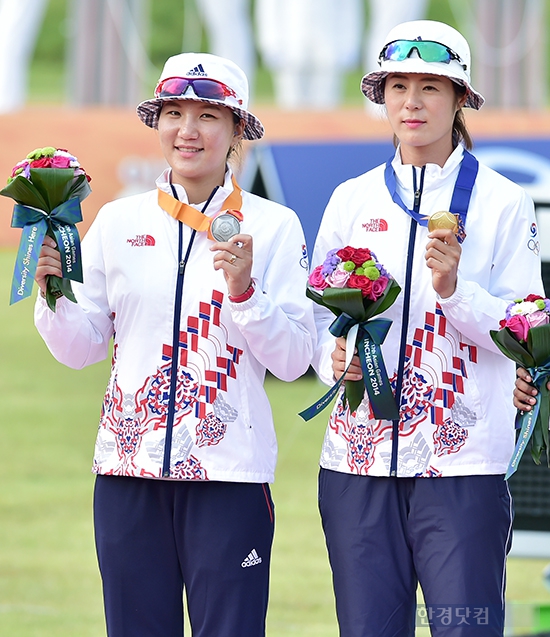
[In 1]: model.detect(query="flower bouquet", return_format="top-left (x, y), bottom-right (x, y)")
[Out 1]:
top-left (299, 246), bottom-right (401, 421)
top-left (0, 147), bottom-right (91, 311)
top-left (490, 295), bottom-right (550, 478)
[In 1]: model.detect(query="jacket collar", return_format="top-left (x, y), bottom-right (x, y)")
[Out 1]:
top-left (392, 144), bottom-right (465, 186)
top-left (155, 167), bottom-right (236, 217)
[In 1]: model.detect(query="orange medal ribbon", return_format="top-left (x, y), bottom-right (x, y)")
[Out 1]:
top-left (157, 175), bottom-right (243, 236)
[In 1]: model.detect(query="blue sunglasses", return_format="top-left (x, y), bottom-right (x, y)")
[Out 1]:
top-left (379, 39), bottom-right (467, 71)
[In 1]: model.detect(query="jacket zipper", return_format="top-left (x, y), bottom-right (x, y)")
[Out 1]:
top-left (389, 165), bottom-right (425, 476)
top-left (161, 186), bottom-right (218, 478)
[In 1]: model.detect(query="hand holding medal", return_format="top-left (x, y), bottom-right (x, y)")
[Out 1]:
top-left (425, 211), bottom-right (462, 299)
top-left (210, 210), bottom-right (253, 301)
top-left (427, 210), bottom-right (459, 234)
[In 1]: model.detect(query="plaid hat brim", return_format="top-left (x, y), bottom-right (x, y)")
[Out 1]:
top-left (136, 95), bottom-right (265, 140)
top-left (361, 70), bottom-right (484, 111)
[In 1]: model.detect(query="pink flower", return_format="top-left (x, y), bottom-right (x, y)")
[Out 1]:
top-left (11, 161), bottom-right (28, 177)
top-left (308, 265), bottom-right (328, 290)
top-left (368, 276), bottom-right (389, 301)
top-left (526, 310), bottom-right (549, 329)
top-left (326, 266), bottom-right (351, 288)
top-left (506, 314), bottom-right (530, 341)
top-left (51, 155), bottom-right (72, 168)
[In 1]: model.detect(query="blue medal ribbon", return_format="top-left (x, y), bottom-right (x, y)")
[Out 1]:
top-left (506, 363), bottom-right (550, 479)
top-left (384, 149), bottom-right (479, 243)
top-left (10, 197), bottom-right (83, 304)
top-left (299, 314), bottom-right (398, 421)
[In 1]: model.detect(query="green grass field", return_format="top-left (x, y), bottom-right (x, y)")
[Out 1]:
top-left (1, 247), bottom-right (550, 636)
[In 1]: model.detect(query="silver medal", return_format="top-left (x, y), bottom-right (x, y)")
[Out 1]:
top-left (210, 213), bottom-right (241, 242)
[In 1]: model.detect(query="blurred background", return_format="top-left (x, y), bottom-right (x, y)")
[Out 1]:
top-left (4, 1), bottom-right (550, 636)
top-left (14, 0), bottom-right (550, 110)
top-left (1, 0), bottom-right (550, 247)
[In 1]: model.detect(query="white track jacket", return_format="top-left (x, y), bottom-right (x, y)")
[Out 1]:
top-left (312, 145), bottom-right (544, 478)
top-left (35, 169), bottom-right (315, 483)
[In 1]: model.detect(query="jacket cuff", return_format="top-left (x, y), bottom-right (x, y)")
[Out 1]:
top-left (437, 277), bottom-right (465, 309)
top-left (227, 278), bottom-right (260, 311)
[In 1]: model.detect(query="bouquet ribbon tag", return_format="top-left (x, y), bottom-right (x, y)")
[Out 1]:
top-left (10, 198), bottom-right (83, 304)
top-left (506, 363), bottom-right (550, 479)
top-left (345, 323), bottom-right (359, 370)
top-left (299, 315), bottom-right (399, 422)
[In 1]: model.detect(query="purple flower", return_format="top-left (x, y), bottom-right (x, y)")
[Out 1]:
top-left (504, 301), bottom-right (517, 320)
top-left (321, 249), bottom-right (341, 276)
top-left (375, 263), bottom-right (389, 278)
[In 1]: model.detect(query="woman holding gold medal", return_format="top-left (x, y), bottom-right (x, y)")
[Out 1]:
top-left (310, 20), bottom-right (543, 636)
top-left (33, 53), bottom-right (314, 637)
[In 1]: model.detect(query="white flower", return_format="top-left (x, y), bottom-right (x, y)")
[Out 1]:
top-left (510, 301), bottom-right (541, 316)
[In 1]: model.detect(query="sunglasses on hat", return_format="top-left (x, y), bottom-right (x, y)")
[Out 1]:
top-left (379, 39), bottom-right (467, 71)
top-left (155, 77), bottom-right (243, 105)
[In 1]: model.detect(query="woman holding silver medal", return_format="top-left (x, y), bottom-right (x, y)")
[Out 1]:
top-left (33, 52), bottom-right (314, 637)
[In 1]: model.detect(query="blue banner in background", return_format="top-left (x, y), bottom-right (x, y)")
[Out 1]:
top-left (243, 138), bottom-right (550, 257)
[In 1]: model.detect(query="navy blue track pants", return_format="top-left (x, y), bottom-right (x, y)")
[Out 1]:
top-left (94, 475), bottom-right (275, 637)
top-left (319, 469), bottom-right (513, 637)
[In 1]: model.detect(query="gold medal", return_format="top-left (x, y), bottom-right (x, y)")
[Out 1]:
top-left (427, 211), bottom-right (459, 233)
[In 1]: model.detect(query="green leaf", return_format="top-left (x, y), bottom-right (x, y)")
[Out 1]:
top-left (306, 280), bottom-right (402, 325)
top-left (528, 324), bottom-right (550, 367)
top-left (539, 382), bottom-right (550, 467)
top-left (0, 170), bottom-right (91, 213)
top-left (0, 174), bottom-right (49, 211)
top-left (306, 287), bottom-right (323, 303)
top-left (29, 168), bottom-right (75, 212)
top-left (320, 287), bottom-right (367, 321)
top-left (531, 418), bottom-right (544, 465)
top-left (45, 275), bottom-right (77, 312)
top-left (345, 380), bottom-right (365, 415)
top-left (65, 173), bottom-right (92, 203)
top-left (490, 327), bottom-right (535, 367)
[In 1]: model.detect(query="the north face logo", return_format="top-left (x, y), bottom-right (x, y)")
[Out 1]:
top-left (127, 235), bottom-right (155, 247)
top-left (362, 219), bottom-right (388, 232)
top-left (186, 64), bottom-right (207, 77)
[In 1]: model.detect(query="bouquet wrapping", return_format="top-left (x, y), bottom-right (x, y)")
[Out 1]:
top-left (1, 147), bottom-right (91, 311)
top-left (489, 295), bottom-right (550, 479)
top-left (300, 246), bottom-right (401, 421)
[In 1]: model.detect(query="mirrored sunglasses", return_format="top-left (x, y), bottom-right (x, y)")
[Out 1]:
top-left (379, 39), bottom-right (467, 71)
top-left (155, 77), bottom-right (243, 105)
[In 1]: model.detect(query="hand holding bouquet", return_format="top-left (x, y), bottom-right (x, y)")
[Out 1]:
top-left (1, 147), bottom-right (91, 311)
top-left (490, 295), bottom-right (550, 478)
top-left (300, 246), bottom-right (401, 421)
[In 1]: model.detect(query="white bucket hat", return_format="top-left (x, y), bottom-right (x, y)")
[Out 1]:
top-left (137, 52), bottom-right (264, 140)
top-left (361, 20), bottom-right (484, 110)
